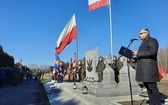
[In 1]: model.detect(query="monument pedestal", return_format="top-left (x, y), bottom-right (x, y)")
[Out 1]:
top-left (83, 52), bottom-right (140, 97)
top-left (102, 64), bottom-right (115, 84)
top-left (78, 82), bottom-right (140, 97)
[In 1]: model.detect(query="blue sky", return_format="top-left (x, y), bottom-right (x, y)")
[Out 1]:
top-left (0, 0), bottom-right (168, 66)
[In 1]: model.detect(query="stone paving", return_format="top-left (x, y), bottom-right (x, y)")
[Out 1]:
top-left (44, 81), bottom-right (86, 105)
top-left (43, 81), bottom-right (150, 105)
top-left (1, 78), bottom-right (167, 105)
top-left (0, 79), bottom-right (38, 105)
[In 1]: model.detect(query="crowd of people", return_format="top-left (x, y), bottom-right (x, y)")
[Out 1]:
top-left (34, 70), bottom-right (44, 82)
top-left (51, 56), bottom-right (86, 83)
top-left (0, 28), bottom-right (162, 104)
top-left (51, 55), bottom-right (129, 84)
top-left (0, 67), bottom-right (24, 88)
top-left (56, 28), bottom-right (162, 105)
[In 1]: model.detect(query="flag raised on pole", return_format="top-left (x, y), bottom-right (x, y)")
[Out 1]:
top-left (88, 0), bottom-right (109, 11)
top-left (55, 14), bottom-right (77, 54)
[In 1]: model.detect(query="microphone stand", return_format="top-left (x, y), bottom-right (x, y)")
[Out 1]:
top-left (126, 40), bottom-right (134, 105)
top-left (116, 40), bottom-right (135, 105)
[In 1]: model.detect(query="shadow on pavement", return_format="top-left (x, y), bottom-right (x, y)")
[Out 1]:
top-left (45, 82), bottom-right (84, 105)
top-left (0, 79), bottom-right (38, 105)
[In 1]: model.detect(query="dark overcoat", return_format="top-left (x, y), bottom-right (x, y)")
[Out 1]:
top-left (136, 35), bottom-right (160, 82)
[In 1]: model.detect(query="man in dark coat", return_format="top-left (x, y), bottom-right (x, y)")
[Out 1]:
top-left (132, 28), bottom-right (160, 105)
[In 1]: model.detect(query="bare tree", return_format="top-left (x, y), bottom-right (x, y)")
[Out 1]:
top-left (158, 46), bottom-right (168, 73)
top-left (39, 64), bottom-right (51, 72)
top-left (26, 63), bottom-right (39, 70)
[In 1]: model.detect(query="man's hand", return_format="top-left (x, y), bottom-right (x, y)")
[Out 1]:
top-left (132, 51), bottom-right (137, 57)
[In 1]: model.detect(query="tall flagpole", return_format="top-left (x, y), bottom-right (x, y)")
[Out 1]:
top-left (108, 0), bottom-right (113, 61)
top-left (75, 14), bottom-right (78, 62)
top-left (108, 1), bottom-right (133, 104)
top-left (76, 37), bottom-right (78, 62)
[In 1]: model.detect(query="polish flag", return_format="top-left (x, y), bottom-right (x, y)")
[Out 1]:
top-left (56, 14), bottom-right (77, 54)
top-left (88, 0), bottom-right (109, 11)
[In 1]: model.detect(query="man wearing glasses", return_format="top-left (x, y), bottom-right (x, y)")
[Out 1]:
top-left (132, 28), bottom-right (161, 105)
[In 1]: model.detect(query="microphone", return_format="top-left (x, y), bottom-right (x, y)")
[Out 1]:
top-left (130, 38), bottom-right (138, 41)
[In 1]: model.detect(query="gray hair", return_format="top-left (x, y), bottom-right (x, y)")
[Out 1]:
top-left (140, 28), bottom-right (150, 35)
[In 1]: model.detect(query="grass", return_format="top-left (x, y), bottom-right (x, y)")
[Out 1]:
top-left (119, 75), bottom-right (168, 105)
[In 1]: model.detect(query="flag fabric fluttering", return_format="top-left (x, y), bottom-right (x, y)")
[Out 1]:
top-left (54, 54), bottom-right (60, 64)
top-left (158, 66), bottom-right (167, 80)
top-left (55, 14), bottom-right (77, 54)
top-left (54, 55), bottom-right (60, 72)
top-left (55, 54), bottom-right (60, 61)
top-left (88, 0), bottom-right (109, 11)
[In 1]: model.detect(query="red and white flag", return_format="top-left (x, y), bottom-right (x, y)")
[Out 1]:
top-left (88, 0), bottom-right (109, 11)
top-left (55, 14), bottom-right (77, 54)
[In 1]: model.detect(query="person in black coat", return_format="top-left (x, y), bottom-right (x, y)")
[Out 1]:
top-left (58, 61), bottom-right (64, 83)
top-left (132, 28), bottom-right (161, 105)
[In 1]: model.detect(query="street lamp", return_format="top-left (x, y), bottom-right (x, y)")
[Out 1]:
top-left (89, 77), bottom-right (91, 82)
top-left (73, 83), bottom-right (77, 89)
top-left (91, 77), bottom-right (94, 83)
top-left (82, 86), bottom-right (88, 94)
top-left (86, 77), bottom-right (89, 82)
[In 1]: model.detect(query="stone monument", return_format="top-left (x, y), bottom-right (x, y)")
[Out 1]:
top-left (78, 52), bottom-right (140, 97)
top-left (102, 55), bottom-right (115, 84)
top-left (85, 48), bottom-right (98, 81)
top-left (119, 56), bottom-right (137, 85)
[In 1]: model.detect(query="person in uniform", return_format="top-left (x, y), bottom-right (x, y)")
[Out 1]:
top-left (111, 55), bottom-right (123, 84)
top-left (76, 60), bottom-right (82, 82)
top-left (128, 58), bottom-right (137, 69)
top-left (96, 56), bottom-right (105, 82)
top-left (81, 60), bottom-right (86, 82)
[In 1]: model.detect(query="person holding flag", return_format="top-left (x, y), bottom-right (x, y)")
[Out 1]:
top-left (55, 14), bottom-right (78, 81)
top-left (54, 55), bottom-right (60, 82)
top-left (67, 58), bottom-right (73, 81)
top-left (58, 61), bottom-right (65, 83)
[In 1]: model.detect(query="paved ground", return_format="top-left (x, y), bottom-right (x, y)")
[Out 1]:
top-left (0, 79), bottom-right (38, 105)
top-left (44, 81), bottom-right (146, 105)
top-left (0, 78), bottom-right (167, 105)
top-left (44, 81), bottom-right (86, 105)
top-left (44, 81), bottom-right (168, 105)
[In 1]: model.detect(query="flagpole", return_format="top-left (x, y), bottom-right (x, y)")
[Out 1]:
top-left (76, 37), bottom-right (78, 62)
top-left (108, 0), bottom-right (113, 61)
top-left (108, 1), bottom-right (133, 104)
top-left (75, 14), bottom-right (78, 62)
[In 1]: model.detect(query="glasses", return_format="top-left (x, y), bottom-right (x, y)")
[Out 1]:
top-left (139, 32), bottom-right (147, 35)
